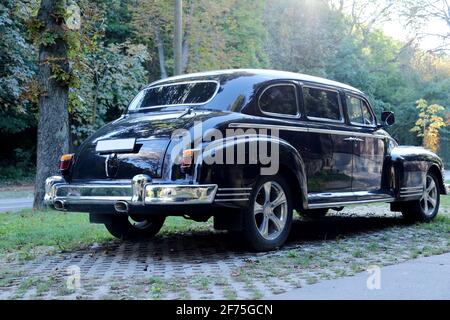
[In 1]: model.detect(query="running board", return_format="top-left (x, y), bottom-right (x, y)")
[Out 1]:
top-left (307, 197), bottom-right (395, 209)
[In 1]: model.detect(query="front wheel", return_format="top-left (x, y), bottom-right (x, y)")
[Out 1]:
top-left (401, 172), bottom-right (440, 222)
top-left (242, 175), bottom-right (293, 251)
top-left (104, 215), bottom-right (166, 240)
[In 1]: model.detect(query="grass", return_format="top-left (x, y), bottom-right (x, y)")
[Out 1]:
top-left (1, 195), bottom-right (449, 262)
top-left (0, 209), bottom-right (213, 261)
top-left (1, 196), bottom-right (449, 299)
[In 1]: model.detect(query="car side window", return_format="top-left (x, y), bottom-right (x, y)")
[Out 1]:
top-left (347, 96), bottom-right (363, 123)
top-left (346, 95), bottom-right (375, 126)
top-left (259, 84), bottom-right (298, 116)
top-left (361, 101), bottom-right (375, 125)
top-left (303, 87), bottom-right (341, 121)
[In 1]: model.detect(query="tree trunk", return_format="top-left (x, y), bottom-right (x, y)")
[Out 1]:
top-left (34, 0), bottom-right (70, 209)
top-left (181, 0), bottom-right (196, 73)
top-left (173, 0), bottom-right (183, 75)
top-left (155, 26), bottom-right (168, 79)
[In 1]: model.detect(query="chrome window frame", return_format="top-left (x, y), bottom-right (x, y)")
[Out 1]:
top-left (257, 83), bottom-right (301, 119)
top-left (345, 93), bottom-right (377, 128)
top-left (302, 84), bottom-right (345, 124)
top-left (129, 80), bottom-right (221, 112)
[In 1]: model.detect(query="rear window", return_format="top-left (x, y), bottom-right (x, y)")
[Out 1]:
top-left (128, 81), bottom-right (219, 111)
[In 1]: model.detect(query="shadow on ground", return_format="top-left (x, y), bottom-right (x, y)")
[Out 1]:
top-left (82, 214), bottom-right (409, 257)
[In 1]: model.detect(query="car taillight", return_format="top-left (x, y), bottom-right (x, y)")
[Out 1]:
top-left (180, 149), bottom-right (197, 173)
top-left (59, 154), bottom-right (74, 173)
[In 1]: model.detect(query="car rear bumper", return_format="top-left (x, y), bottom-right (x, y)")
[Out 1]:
top-left (44, 175), bottom-right (218, 213)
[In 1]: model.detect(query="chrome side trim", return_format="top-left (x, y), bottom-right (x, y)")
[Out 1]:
top-left (306, 127), bottom-right (386, 139)
top-left (217, 187), bottom-right (252, 191)
top-left (400, 190), bottom-right (423, 194)
top-left (308, 197), bottom-right (395, 209)
top-left (215, 198), bottom-right (249, 202)
top-left (400, 187), bottom-right (423, 191)
top-left (229, 122), bottom-right (307, 132)
top-left (216, 193), bottom-right (251, 197)
top-left (228, 123), bottom-right (387, 139)
top-left (400, 193), bottom-right (422, 197)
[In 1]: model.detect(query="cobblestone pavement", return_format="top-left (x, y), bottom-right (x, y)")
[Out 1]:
top-left (1, 204), bottom-right (449, 299)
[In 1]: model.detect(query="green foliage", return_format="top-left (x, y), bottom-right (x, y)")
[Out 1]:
top-left (0, 0), bottom-right (37, 134)
top-left (1, 0), bottom-right (450, 171)
top-left (70, 43), bottom-right (149, 145)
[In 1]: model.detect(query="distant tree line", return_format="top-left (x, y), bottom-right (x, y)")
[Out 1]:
top-left (0, 0), bottom-right (449, 187)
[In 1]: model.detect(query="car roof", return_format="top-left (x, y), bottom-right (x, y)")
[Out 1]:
top-left (148, 69), bottom-right (364, 95)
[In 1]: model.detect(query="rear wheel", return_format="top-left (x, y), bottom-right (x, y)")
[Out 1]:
top-left (104, 215), bottom-right (165, 240)
top-left (401, 172), bottom-right (440, 222)
top-left (242, 175), bottom-right (293, 251)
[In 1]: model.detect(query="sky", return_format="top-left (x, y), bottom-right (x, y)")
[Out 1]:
top-left (382, 18), bottom-right (449, 52)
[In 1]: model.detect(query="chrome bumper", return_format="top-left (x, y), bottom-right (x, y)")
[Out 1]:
top-left (44, 175), bottom-right (218, 210)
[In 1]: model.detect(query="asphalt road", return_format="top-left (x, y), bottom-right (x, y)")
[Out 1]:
top-left (0, 198), bottom-right (33, 212)
top-left (270, 252), bottom-right (450, 300)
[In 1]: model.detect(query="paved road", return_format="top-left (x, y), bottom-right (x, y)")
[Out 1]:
top-left (0, 198), bottom-right (33, 212)
top-left (445, 170), bottom-right (450, 182)
top-left (270, 253), bottom-right (450, 300)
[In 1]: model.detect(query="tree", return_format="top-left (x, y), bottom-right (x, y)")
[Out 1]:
top-left (173, 0), bottom-right (183, 75)
top-left (33, 0), bottom-right (72, 208)
top-left (401, 0), bottom-right (450, 53)
top-left (411, 99), bottom-right (447, 152)
top-left (0, 0), bottom-right (37, 135)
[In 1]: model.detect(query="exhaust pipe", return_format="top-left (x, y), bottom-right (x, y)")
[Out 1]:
top-left (54, 200), bottom-right (66, 211)
top-left (114, 201), bottom-right (129, 214)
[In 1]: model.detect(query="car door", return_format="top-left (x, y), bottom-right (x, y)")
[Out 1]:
top-left (345, 94), bottom-right (385, 192)
top-left (301, 85), bottom-right (353, 194)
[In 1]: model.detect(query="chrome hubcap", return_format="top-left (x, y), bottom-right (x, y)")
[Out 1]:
top-left (420, 175), bottom-right (438, 216)
top-left (254, 181), bottom-right (288, 240)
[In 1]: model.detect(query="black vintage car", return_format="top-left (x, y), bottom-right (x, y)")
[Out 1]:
top-left (45, 69), bottom-right (447, 251)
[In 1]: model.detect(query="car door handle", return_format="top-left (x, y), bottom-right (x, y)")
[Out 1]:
top-left (344, 137), bottom-right (363, 142)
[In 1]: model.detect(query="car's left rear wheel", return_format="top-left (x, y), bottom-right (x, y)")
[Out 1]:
top-left (104, 215), bottom-right (165, 240)
top-left (241, 175), bottom-right (293, 251)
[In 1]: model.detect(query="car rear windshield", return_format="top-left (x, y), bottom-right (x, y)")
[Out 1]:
top-left (128, 81), bottom-right (219, 111)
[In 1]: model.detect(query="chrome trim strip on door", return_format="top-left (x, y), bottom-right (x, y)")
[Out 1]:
top-left (229, 123), bottom-right (308, 132)
top-left (228, 123), bottom-right (387, 139)
top-left (400, 187), bottom-right (423, 191)
top-left (307, 197), bottom-right (395, 209)
top-left (215, 198), bottom-right (249, 202)
top-left (399, 193), bottom-right (422, 197)
top-left (216, 193), bottom-right (251, 197)
top-left (400, 190), bottom-right (423, 194)
top-left (217, 187), bottom-right (252, 191)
